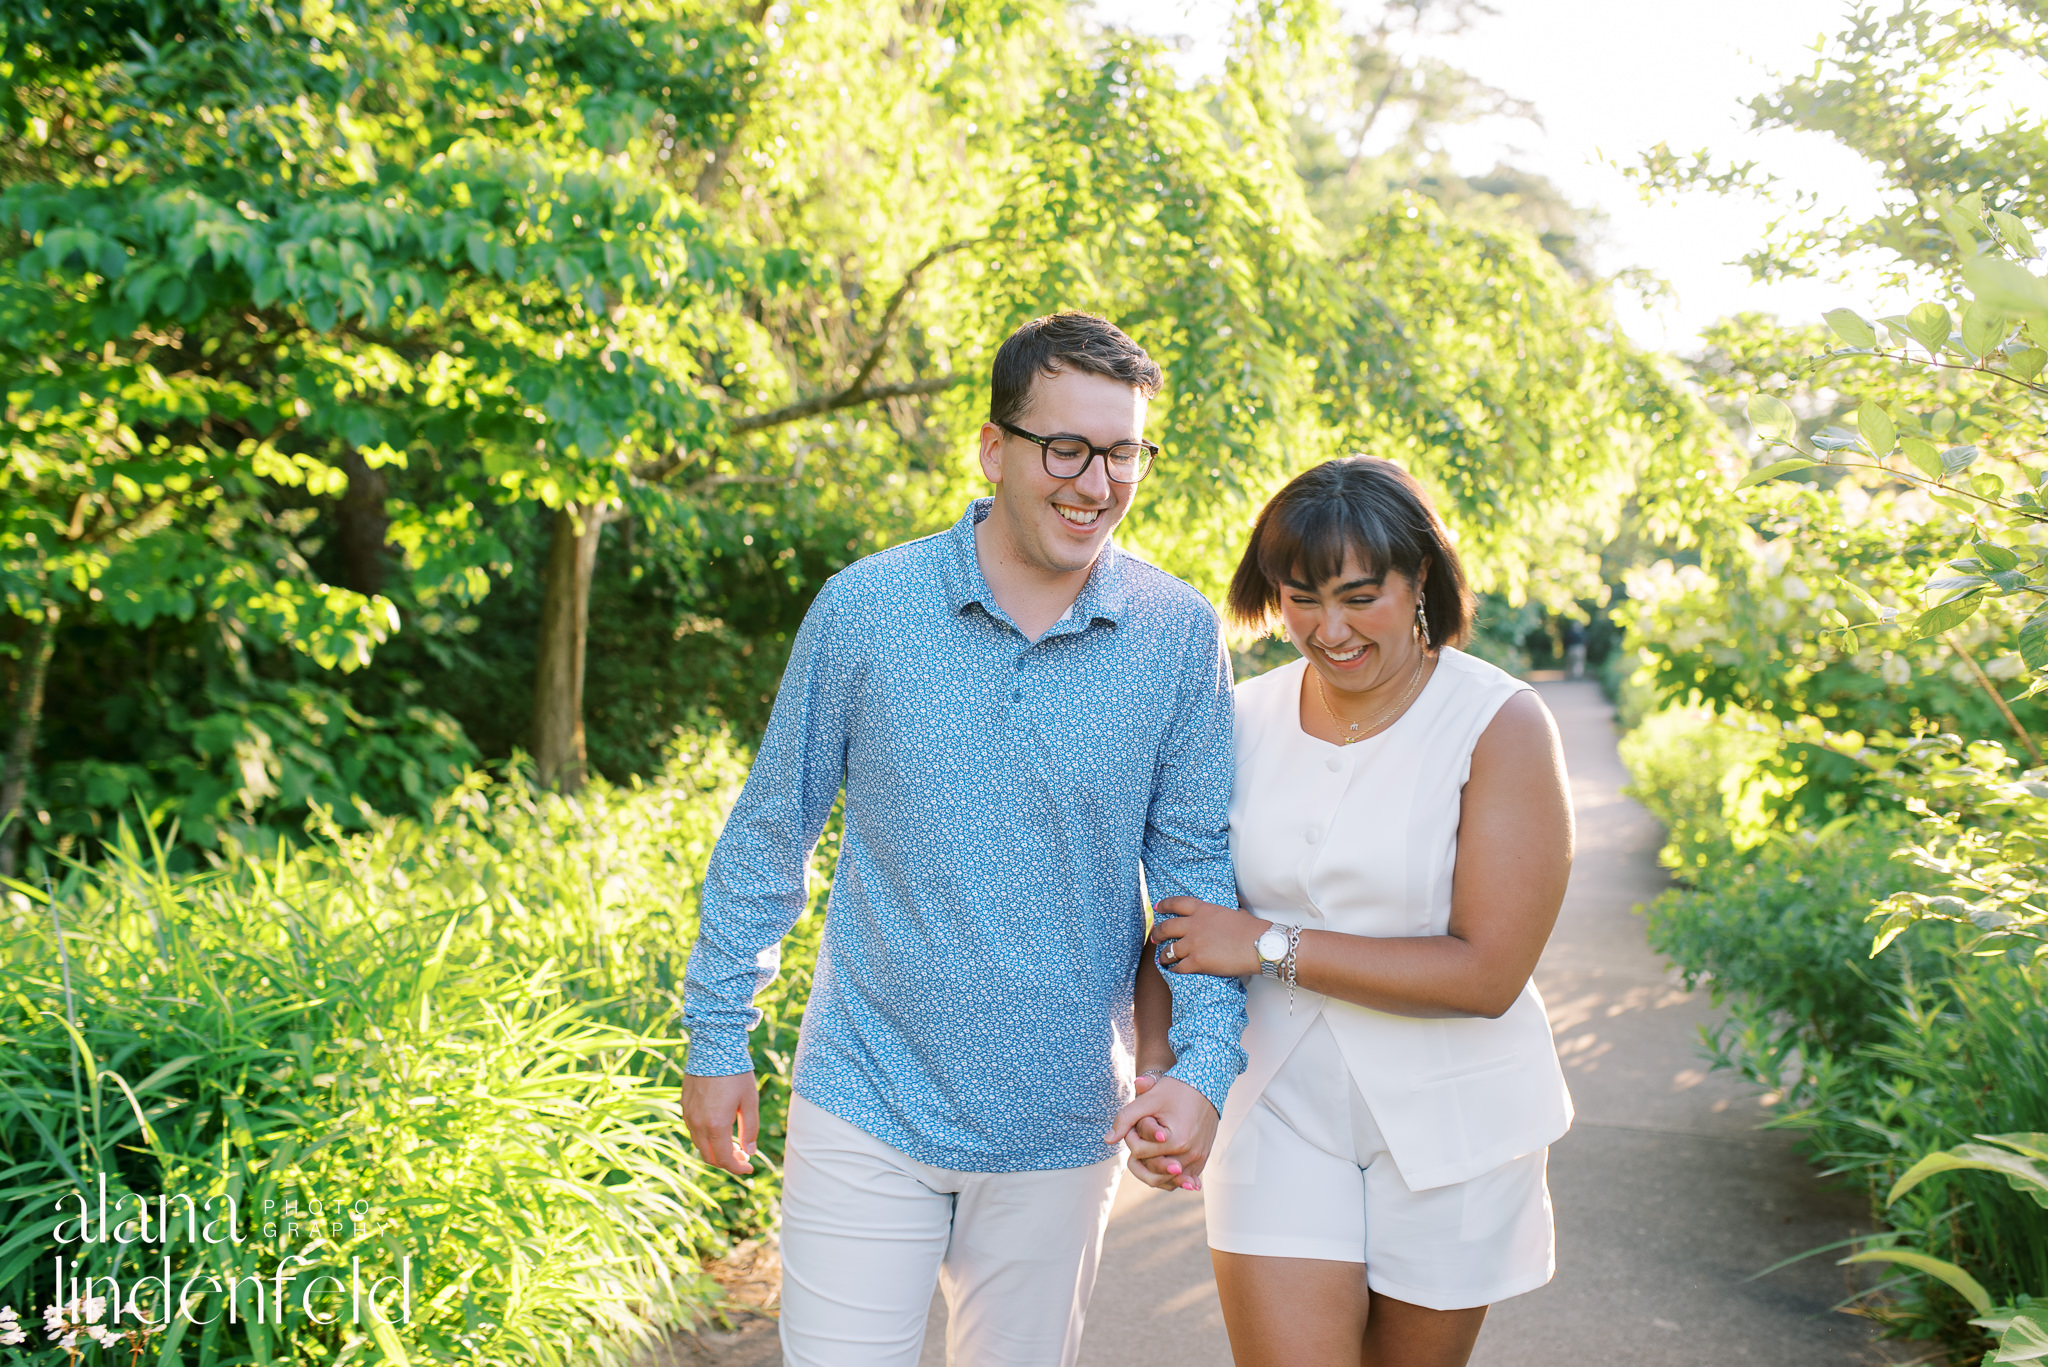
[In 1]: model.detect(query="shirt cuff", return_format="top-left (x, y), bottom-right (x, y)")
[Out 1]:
top-left (683, 1023), bottom-right (756, 1077)
top-left (1166, 1042), bottom-right (1243, 1120)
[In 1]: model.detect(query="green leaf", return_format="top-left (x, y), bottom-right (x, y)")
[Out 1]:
top-left (1943, 444), bottom-right (1982, 475)
top-left (1908, 300), bottom-right (1955, 353)
top-left (1911, 588), bottom-right (1986, 640)
top-left (1979, 543), bottom-right (2021, 571)
top-left (1993, 1309), bottom-right (2048, 1364)
top-left (1931, 493), bottom-right (1977, 513)
top-left (1855, 400), bottom-right (1895, 456)
top-left (1736, 458), bottom-right (1818, 490)
top-left (1822, 308), bottom-right (1878, 347)
top-left (1944, 204), bottom-right (1986, 253)
top-left (1984, 1132), bottom-right (2048, 1163)
top-left (1992, 210), bottom-right (2039, 258)
top-left (2020, 611), bottom-right (2048, 671)
top-left (1745, 394), bottom-right (1798, 444)
top-left (1973, 472), bottom-right (2008, 499)
top-left (2008, 347), bottom-right (2048, 381)
top-left (1902, 435), bottom-right (1943, 479)
top-left (1888, 1140), bottom-right (2048, 1209)
top-left (1962, 299), bottom-right (2010, 357)
top-left (1838, 1249), bottom-right (1991, 1316)
top-left (1966, 256), bottom-right (2048, 328)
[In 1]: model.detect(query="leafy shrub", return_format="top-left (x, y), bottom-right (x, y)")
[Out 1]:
top-left (22, 675), bottom-right (478, 865)
top-left (0, 731), bottom-right (822, 1364)
top-left (1627, 716), bottom-right (2048, 1355)
top-left (1642, 819), bottom-right (1943, 1063)
top-left (1617, 703), bottom-right (1781, 871)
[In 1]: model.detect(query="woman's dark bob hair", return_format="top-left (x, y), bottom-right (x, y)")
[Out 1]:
top-left (1226, 457), bottom-right (1474, 649)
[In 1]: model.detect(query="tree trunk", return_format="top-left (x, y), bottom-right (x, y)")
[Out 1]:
top-left (532, 502), bottom-right (611, 792)
top-left (336, 448), bottom-right (391, 597)
top-left (0, 604), bottom-right (59, 879)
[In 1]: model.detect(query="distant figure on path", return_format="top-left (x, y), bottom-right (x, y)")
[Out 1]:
top-left (1561, 618), bottom-right (1588, 680)
top-left (1149, 458), bottom-right (1576, 1367)
top-left (679, 312), bottom-right (1246, 1367)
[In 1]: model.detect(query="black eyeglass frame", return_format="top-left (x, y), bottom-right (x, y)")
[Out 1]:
top-left (995, 419), bottom-right (1161, 485)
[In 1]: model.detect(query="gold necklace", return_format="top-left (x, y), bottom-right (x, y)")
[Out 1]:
top-left (1315, 651), bottom-right (1427, 745)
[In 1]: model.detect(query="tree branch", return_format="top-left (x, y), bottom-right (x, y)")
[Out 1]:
top-left (841, 239), bottom-right (977, 396)
top-left (628, 375), bottom-right (965, 482)
top-left (629, 239), bottom-right (977, 483)
top-left (732, 374), bottom-right (965, 433)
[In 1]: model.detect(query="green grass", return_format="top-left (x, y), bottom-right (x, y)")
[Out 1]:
top-left (0, 730), bottom-right (823, 1364)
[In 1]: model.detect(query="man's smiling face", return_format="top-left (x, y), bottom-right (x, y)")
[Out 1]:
top-left (979, 366), bottom-right (1148, 577)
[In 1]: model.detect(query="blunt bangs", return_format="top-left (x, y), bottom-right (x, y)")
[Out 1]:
top-left (1226, 457), bottom-right (1473, 648)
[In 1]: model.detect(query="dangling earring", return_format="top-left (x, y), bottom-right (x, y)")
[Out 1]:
top-left (1415, 598), bottom-right (1431, 650)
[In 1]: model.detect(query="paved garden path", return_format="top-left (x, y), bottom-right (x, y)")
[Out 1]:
top-left (680, 681), bottom-right (1896, 1366)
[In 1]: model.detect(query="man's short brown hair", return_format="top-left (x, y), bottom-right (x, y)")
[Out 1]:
top-left (989, 312), bottom-right (1162, 427)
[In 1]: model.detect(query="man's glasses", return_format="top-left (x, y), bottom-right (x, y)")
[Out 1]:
top-left (996, 420), bottom-right (1160, 485)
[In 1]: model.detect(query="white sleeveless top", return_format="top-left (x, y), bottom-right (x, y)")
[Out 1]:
top-left (1213, 648), bottom-right (1573, 1191)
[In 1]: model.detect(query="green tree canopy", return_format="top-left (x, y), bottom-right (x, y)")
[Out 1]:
top-left (0, 0), bottom-right (1718, 864)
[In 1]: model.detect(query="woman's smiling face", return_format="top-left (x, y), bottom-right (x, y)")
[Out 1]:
top-left (1277, 547), bottom-right (1428, 697)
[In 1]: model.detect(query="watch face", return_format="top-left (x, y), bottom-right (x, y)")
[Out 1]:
top-left (1256, 928), bottom-right (1289, 963)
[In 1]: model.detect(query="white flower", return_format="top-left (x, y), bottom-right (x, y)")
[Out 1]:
top-left (0, 1304), bottom-right (23, 1347)
top-left (81, 1295), bottom-right (106, 1324)
top-left (1880, 653), bottom-right (1912, 687)
top-left (88, 1323), bottom-right (122, 1348)
top-left (1986, 652), bottom-right (2028, 680)
top-left (56, 1329), bottom-right (79, 1350)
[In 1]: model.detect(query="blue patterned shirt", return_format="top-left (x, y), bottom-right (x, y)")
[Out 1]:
top-left (683, 498), bottom-right (1247, 1173)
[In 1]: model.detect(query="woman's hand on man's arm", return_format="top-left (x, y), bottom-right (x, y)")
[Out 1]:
top-left (1147, 897), bottom-right (1268, 976)
top-left (1150, 692), bottom-right (1573, 1021)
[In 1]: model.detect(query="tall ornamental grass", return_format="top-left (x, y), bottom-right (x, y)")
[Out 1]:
top-left (0, 731), bottom-right (821, 1364)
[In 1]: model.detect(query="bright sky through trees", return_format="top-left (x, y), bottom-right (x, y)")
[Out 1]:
top-left (1089, 0), bottom-right (2048, 354)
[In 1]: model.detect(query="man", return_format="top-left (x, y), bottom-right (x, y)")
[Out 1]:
top-left (680, 311), bottom-right (1246, 1367)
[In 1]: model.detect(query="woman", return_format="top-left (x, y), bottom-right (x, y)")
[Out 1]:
top-left (1144, 456), bottom-right (1575, 1367)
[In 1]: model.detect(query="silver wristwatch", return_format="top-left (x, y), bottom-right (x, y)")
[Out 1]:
top-left (1255, 924), bottom-right (1291, 979)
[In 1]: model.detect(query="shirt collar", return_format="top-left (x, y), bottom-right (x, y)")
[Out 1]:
top-left (942, 497), bottom-right (1128, 631)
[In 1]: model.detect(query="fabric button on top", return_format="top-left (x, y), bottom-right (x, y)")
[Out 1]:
top-left (1325, 756), bottom-right (1343, 772)
top-left (1305, 825), bottom-right (1321, 843)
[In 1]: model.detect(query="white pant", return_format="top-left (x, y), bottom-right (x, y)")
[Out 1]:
top-left (779, 1095), bottom-right (1122, 1367)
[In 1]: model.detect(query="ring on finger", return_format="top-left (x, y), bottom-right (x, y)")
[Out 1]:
top-left (1161, 940), bottom-right (1179, 965)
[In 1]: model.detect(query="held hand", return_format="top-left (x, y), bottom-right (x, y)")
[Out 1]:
top-left (1105, 1075), bottom-right (1219, 1191)
top-left (1151, 895), bottom-right (1269, 977)
top-left (1120, 1071), bottom-right (1180, 1189)
top-left (681, 1071), bottom-right (760, 1176)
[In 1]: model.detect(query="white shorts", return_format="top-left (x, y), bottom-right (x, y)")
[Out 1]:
top-left (1204, 1015), bottom-right (1555, 1312)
